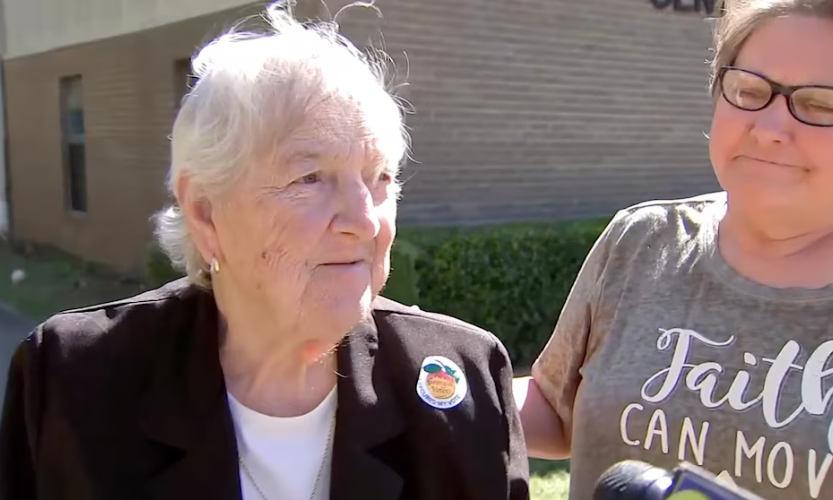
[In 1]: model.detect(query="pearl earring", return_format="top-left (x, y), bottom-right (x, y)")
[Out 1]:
top-left (210, 257), bottom-right (220, 274)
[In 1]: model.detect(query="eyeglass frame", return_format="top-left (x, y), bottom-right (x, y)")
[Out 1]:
top-left (717, 65), bottom-right (833, 128)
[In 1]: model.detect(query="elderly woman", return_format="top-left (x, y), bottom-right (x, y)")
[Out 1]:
top-left (515, 0), bottom-right (833, 499)
top-left (0, 4), bottom-right (529, 499)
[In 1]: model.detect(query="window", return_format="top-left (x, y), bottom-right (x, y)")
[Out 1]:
top-left (173, 58), bottom-right (198, 111)
top-left (60, 75), bottom-right (86, 213)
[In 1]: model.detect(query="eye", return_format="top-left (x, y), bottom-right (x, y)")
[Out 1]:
top-left (739, 88), bottom-right (765, 98)
top-left (735, 86), bottom-right (769, 101)
top-left (806, 102), bottom-right (833, 112)
top-left (295, 172), bottom-right (321, 185)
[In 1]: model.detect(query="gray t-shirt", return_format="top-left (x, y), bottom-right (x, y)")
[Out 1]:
top-left (532, 192), bottom-right (833, 500)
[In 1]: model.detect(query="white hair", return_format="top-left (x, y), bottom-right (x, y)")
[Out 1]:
top-left (152, 0), bottom-right (411, 289)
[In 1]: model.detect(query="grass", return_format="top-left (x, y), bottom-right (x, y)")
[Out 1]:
top-left (0, 239), bottom-right (572, 499)
top-left (0, 240), bottom-right (148, 322)
top-left (530, 459), bottom-right (571, 499)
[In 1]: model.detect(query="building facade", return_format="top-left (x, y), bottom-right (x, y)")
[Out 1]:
top-left (2, 0), bottom-right (722, 272)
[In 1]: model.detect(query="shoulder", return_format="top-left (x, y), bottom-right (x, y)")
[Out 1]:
top-left (586, 191), bottom-right (725, 276)
top-left (369, 297), bottom-right (515, 414)
top-left (571, 191), bottom-right (726, 310)
top-left (19, 278), bottom-right (203, 383)
top-left (571, 192), bottom-right (724, 283)
top-left (38, 278), bottom-right (197, 341)
top-left (603, 191), bottom-right (725, 249)
top-left (372, 296), bottom-right (506, 358)
top-left (373, 296), bottom-right (500, 345)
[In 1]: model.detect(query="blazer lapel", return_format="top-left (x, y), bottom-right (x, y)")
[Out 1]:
top-left (137, 291), bottom-right (407, 500)
top-left (331, 314), bottom-right (406, 500)
top-left (138, 290), bottom-right (242, 500)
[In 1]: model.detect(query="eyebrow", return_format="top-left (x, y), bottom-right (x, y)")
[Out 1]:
top-left (285, 140), bottom-right (390, 169)
top-left (732, 65), bottom-right (833, 89)
top-left (284, 144), bottom-right (325, 162)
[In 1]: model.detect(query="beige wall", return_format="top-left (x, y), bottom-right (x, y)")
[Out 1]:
top-left (4, 5), bottom-right (280, 271)
top-left (2, 0), bottom-right (257, 59)
top-left (334, 0), bottom-right (722, 223)
top-left (6, 0), bottom-right (722, 271)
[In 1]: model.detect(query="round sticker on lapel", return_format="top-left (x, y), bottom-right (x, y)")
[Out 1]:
top-left (416, 356), bottom-right (468, 410)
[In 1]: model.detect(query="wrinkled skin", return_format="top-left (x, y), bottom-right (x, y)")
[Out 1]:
top-left (182, 91), bottom-right (403, 366)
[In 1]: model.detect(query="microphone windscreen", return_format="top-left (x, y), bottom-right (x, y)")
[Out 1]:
top-left (593, 460), bottom-right (673, 500)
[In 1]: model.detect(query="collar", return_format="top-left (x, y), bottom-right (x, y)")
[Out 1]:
top-left (138, 289), bottom-right (406, 500)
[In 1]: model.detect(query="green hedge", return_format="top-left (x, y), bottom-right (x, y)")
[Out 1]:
top-left (145, 217), bottom-right (609, 369)
top-left (388, 220), bottom-right (608, 369)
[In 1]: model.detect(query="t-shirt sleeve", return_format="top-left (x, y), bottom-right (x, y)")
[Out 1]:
top-left (530, 209), bottom-right (628, 439)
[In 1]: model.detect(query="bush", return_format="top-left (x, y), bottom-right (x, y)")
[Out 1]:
top-left (142, 218), bottom-right (610, 369)
top-left (387, 220), bottom-right (609, 369)
top-left (144, 244), bottom-right (185, 287)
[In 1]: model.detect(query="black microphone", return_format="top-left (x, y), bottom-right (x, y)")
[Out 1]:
top-left (593, 460), bottom-right (766, 500)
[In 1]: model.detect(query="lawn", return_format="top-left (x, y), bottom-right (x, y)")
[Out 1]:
top-left (0, 239), bottom-right (572, 499)
top-left (530, 459), bottom-right (571, 499)
top-left (0, 240), bottom-right (146, 322)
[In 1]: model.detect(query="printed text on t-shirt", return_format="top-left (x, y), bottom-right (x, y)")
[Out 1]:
top-left (618, 328), bottom-right (833, 498)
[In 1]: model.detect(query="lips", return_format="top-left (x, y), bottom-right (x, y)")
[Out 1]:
top-left (321, 259), bottom-right (369, 266)
top-left (740, 155), bottom-right (802, 169)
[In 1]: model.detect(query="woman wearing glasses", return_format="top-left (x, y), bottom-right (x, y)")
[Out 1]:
top-left (515, 1), bottom-right (833, 499)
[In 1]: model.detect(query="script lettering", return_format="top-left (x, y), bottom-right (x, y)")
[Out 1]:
top-left (644, 408), bottom-right (670, 454)
top-left (678, 417), bottom-right (709, 465)
top-left (620, 403), bottom-right (643, 446)
top-left (766, 441), bottom-right (794, 489)
top-left (641, 328), bottom-right (734, 403)
top-left (623, 327), bottom-right (833, 497)
top-left (735, 432), bottom-right (765, 482)
top-left (809, 450), bottom-right (833, 499)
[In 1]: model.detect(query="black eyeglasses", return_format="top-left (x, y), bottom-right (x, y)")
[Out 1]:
top-left (717, 66), bottom-right (833, 127)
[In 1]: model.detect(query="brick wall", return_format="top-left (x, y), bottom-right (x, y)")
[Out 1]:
top-left (5, 4), bottom-right (288, 271)
top-left (335, 0), bottom-right (722, 225)
top-left (5, 0), bottom-right (721, 271)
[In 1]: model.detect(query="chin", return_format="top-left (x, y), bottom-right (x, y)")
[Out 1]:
top-left (730, 183), bottom-right (801, 211)
top-left (321, 288), bottom-right (374, 331)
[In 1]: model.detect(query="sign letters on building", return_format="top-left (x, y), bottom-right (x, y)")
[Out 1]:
top-left (650, 0), bottom-right (725, 15)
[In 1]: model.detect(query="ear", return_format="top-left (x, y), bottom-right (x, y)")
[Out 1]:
top-left (175, 173), bottom-right (219, 265)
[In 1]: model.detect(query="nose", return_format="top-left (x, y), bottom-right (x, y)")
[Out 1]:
top-left (333, 178), bottom-right (380, 241)
top-left (749, 94), bottom-right (793, 145)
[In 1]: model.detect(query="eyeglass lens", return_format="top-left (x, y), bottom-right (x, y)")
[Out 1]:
top-left (720, 68), bottom-right (833, 127)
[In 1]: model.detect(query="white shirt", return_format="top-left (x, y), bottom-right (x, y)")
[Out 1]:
top-left (228, 388), bottom-right (338, 500)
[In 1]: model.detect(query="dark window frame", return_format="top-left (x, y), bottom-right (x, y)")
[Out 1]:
top-left (59, 75), bottom-right (87, 214)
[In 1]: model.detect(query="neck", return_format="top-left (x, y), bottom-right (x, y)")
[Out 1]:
top-left (719, 208), bottom-right (833, 289)
top-left (210, 276), bottom-right (341, 417)
top-left (217, 305), bottom-right (338, 418)
top-left (721, 209), bottom-right (833, 259)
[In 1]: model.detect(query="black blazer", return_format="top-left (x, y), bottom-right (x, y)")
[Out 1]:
top-left (0, 279), bottom-right (529, 500)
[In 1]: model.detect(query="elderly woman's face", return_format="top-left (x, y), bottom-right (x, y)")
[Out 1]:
top-left (709, 15), bottom-right (833, 230)
top-left (210, 94), bottom-right (401, 340)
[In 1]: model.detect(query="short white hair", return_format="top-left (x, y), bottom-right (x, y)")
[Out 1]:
top-left (153, 0), bottom-right (410, 289)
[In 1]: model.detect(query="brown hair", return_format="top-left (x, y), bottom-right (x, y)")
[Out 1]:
top-left (709, 0), bottom-right (833, 95)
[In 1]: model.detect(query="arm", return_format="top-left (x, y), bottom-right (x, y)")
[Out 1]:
top-left (0, 333), bottom-right (42, 500)
top-left (516, 211), bottom-right (625, 461)
top-left (513, 375), bottom-right (569, 460)
top-left (490, 338), bottom-right (530, 500)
